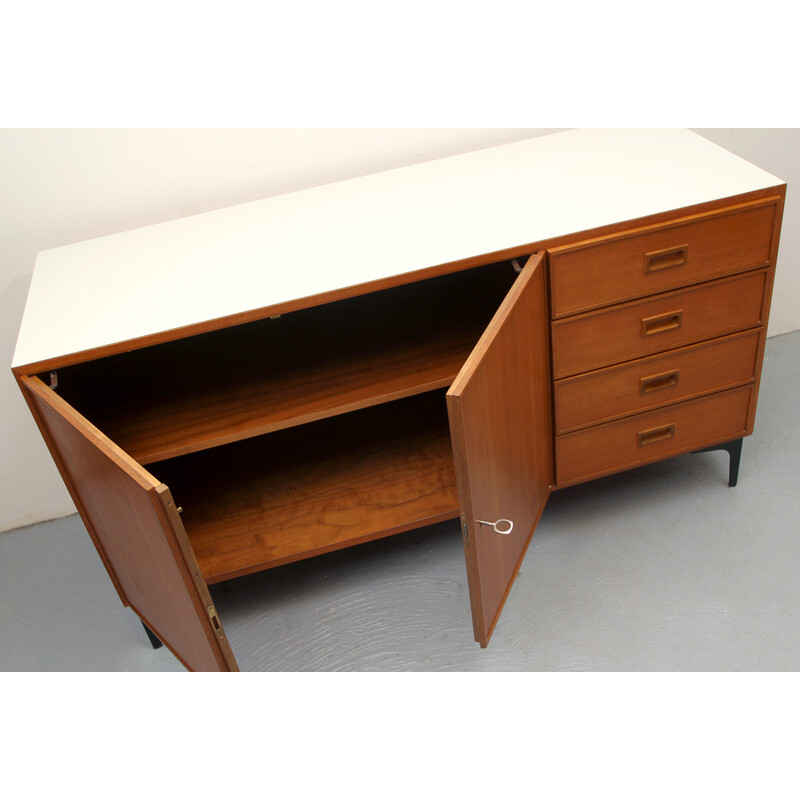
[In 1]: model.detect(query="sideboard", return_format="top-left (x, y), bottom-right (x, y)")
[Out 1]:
top-left (12, 129), bottom-right (785, 671)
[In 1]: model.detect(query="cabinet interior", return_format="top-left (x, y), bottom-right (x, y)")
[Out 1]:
top-left (157, 390), bottom-right (458, 582)
top-left (49, 260), bottom-right (520, 582)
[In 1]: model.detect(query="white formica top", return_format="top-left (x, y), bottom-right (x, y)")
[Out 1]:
top-left (13, 128), bottom-right (784, 369)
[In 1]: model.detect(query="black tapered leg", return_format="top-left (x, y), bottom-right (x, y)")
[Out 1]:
top-left (726, 438), bottom-right (743, 487)
top-left (691, 437), bottom-right (743, 487)
top-left (141, 621), bottom-right (163, 649)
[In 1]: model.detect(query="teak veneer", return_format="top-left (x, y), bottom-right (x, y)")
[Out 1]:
top-left (12, 129), bottom-right (785, 670)
top-left (54, 263), bottom-right (514, 464)
top-left (158, 392), bottom-right (460, 583)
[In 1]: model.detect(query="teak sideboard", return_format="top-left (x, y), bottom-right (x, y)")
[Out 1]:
top-left (12, 129), bottom-right (785, 671)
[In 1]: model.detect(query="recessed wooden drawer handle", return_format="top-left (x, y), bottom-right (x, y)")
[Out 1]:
top-left (640, 369), bottom-right (680, 394)
top-left (476, 518), bottom-right (514, 535)
top-left (644, 244), bottom-right (688, 272)
top-left (637, 424), bottom-right (676, 446)
top-left (641, 310), bottom-right (683, 336)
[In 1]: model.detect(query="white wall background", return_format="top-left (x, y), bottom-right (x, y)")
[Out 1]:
top-left (1, 128), bottom-right (797, 533)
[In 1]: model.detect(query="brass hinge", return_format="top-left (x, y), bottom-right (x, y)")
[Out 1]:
top-left (461, 515), bottom-right (469, 546)
top-left (207, 604), bottom-right (224, 639)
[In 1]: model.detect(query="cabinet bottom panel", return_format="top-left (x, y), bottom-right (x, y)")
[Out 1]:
top-left (555, 385), bottom-right (753, 487)
top-left (152, 391), bottom-right (459, 583)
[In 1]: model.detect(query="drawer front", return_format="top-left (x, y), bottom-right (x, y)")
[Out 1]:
top-left (555, 385), bottom-right (753, 487)
top-left (549, 199), bottom-right (776, 317)
top-left (551, 269), bottom-right (767, 379)
top-left (553, 329), bottom-right (761, 434)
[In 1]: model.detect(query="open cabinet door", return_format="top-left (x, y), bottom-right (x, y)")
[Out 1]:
top-left (447, 252), bottom-right (552, 646)
top-left (20, 375), bottom-right (239, 671)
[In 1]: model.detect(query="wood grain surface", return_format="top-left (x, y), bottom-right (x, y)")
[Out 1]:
top-left (20, 375), bottom-right (238, 671)
top-left (555, 384), bottom-right (753, 486)
top-left (553, 329), bottom-right (762, 433)
top-left (56, 262), bottom-right (515, 464)
top-left (548, 197), bottom-right (777, 317)
top-left (551, 269), bottom-right (768, 379)
top-left (447, 253), bottom-right (552, 646)
top-left (154, 391), bottom-right (460, 583)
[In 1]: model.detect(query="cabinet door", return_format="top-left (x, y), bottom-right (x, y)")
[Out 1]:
top-left (447, 252), bottom-right (552, 646)
top-left (20, 375), bottom-right (239, 671)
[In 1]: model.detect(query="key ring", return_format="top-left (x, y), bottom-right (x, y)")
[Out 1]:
top-left (476, 518), bottom-right (514, 535)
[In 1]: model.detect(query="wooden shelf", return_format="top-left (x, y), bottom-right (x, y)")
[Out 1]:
top-left (96, 324), bottom-right (476, 464)
top-left (57, 261), bottom-right (516, 464)
top-left (153, 391), bottom-right (460, 583)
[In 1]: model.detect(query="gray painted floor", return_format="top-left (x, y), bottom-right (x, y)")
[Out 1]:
top-left (2, 330), bottom-right (798, 672)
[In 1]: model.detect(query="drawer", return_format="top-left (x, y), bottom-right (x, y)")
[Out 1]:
top-left (551, 269), bottom-right (768, 379)
top-left (555, 385), bottom-right (753, 487)
top-left (553, 329), bottom-right (762, 433)
top-left (549, 198), bottom-right (777, 318)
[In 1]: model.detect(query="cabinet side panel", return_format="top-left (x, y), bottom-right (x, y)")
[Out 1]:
top-left (20, 376), bottom-right (238, 672)
top-left (747, 188), bottom-right (784, 432)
